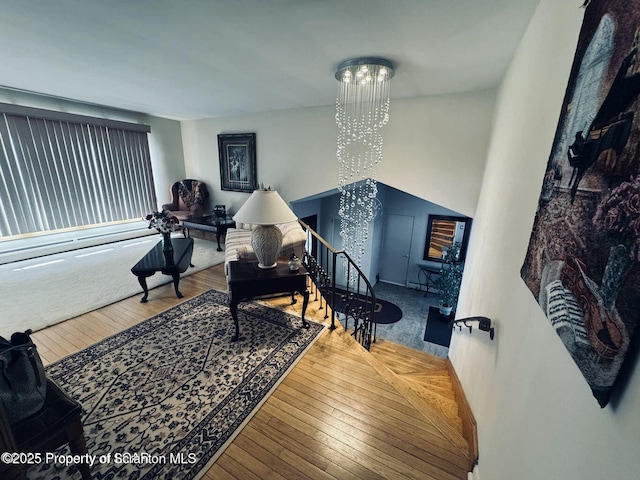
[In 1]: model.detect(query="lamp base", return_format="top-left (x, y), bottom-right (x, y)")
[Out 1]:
top-left (251, 224), bottom-right (283, 270)
top-left (257, 262), bottom-right (278, 269)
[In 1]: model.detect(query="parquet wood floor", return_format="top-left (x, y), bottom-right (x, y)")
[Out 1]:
top-left (31, 263), bottom-right (472, 479)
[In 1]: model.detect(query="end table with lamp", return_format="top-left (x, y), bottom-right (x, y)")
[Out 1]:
top-left (227, 260), bottom-right (309, 341)
top-left (232, 188), bottom-right (298, 269)
top-left (227, 188), bottom-right (308, 341)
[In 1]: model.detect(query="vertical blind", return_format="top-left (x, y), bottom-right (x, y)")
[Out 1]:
top-left (0, 107), bottom-right (156, 238)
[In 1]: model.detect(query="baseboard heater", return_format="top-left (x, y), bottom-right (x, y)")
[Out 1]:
top-left (2, 238), bottom-right (76, 255)
top-left (75, 226), bottom-right (144, 242)
top-left (0, 226), bottom-right (150, 264)
top-left (2, 227), bottom-right (144, 255)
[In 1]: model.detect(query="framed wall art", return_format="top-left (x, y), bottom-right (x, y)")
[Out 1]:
top-left (521, 0), bottom-right (640, 407)
top-left (423, 214), bottom-right (472, 263)
top-left (217, 133), bottom-right (257, 193)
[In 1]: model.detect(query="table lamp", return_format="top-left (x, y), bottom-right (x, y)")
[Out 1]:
top-left (232, 188), bottom-right (298, 269)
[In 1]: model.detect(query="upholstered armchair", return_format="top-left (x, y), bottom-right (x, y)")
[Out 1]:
top-left (161, 179), bottom-right (209, 221)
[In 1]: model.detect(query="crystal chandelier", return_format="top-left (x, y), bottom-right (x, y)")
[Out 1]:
top-left (335, 57), bottom-right (394, 273)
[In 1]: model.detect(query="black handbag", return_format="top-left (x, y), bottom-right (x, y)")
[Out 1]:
top-left (0, 329), bottom-right (47, 424)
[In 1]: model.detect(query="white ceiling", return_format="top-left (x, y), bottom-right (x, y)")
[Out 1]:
top-left (0, 0), bottom-right (541, 121)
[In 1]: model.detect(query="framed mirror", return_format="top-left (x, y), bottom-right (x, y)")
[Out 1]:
top-left (423, 214), bottom-right (472, 262)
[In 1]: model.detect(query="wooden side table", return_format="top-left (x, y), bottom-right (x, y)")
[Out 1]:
top-left (227, 261), bottom-right (310, 341)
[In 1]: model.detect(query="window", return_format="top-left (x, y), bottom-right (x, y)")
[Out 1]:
top-left (0, 103), bottom-right (156, 238)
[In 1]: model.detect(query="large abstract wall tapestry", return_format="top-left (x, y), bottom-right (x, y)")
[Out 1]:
top-left (521, 0), bottom-right (640, 407)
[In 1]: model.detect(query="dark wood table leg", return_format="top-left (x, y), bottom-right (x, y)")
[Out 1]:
top-left (68, 419), bottom-right (91, 480)
top-left (229, 300), bottom-right (240, 341)
top-left (171, 273), bottom-right (183, 299)
top-left (300, 288), bottom-right (310, 328)
top-left (215, 230), bottom-right (223, 251)
top-left (181, 228), bottom-right (195, 264)
top-left (137, 276), bottom-right (150, 303)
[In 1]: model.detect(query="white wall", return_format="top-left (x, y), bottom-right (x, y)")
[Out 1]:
top-left (451, 1), bottom-right (640, 479)
top-left (180, 89), bottom-right (496, 218)
top-left (381, 91), bottom-right (497, 218)
top-left (147, 116), bottom-right (186, 209)
top-left (180, 106), bottom-right (337, 215)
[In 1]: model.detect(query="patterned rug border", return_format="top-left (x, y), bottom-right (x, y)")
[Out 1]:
top-left (39, 289), bottom-right (325, 480)
top-left (193, 315), bottom-right (323, 479)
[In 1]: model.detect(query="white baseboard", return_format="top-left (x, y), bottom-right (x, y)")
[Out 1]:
top-left (405, 281), bottom-right (422, 289)
top-left (468, 464), bottom-right (480, 480)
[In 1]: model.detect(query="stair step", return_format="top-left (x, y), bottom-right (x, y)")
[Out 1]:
top-left (416, 389), bottom-right (462, 427)
top-left (328, 319), bottom-right (475, 468)
top-left (405, 379), bottom-right (457, 401)
top-left (367, 339), bottom-right (468, 454)
top-left (401, 377), bottom-right (461, 420)
top-left (371, 340), bottom-right (463, 422)
top-left (398, 373), bottom-right (454, 396)
top-left (405, 371), bottom-right (453, 386)
top-left (372, 341), bottom-right (447, 368)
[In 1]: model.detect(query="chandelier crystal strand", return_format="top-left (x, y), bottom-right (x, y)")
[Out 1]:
top-left (335, 58), bottom-right (393, 284)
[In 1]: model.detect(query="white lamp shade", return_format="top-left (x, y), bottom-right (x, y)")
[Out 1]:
top-left (232, 189), bottom-right (298, 269)
top-left (233, 189), bottom-right (297, 225)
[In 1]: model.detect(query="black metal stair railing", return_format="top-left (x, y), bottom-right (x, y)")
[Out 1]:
top-left (299, 220), bottom-right (376, 350)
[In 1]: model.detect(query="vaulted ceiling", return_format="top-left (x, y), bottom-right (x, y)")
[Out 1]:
top-left (0, 0), bottom-right (540, 120)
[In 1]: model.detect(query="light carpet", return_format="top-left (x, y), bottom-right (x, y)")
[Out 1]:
top-left (0, 235), bottom-right (225, 337)
top-left (28, 289), bottom-right (324, 480)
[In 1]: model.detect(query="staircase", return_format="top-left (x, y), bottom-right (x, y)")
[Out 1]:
top-left (298, 219), bottom-right (478, 471)
top-left (324, 317), bottom-right (478, 472)
top-left (371, 340), bottom-right (463, 430)
top-left (266, 284), bottom-right (478, 476)
top-left (368, 339), bottom-right (477, 470)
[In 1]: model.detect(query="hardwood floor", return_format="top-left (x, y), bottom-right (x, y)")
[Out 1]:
top-left (31, 263), bottom-right (472, 479)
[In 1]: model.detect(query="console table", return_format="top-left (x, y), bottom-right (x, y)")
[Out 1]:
top-left (417, 262), bottom-right (441, 296)
top-left (181, 215), bottom-right (235, 251)
top-left (131, 237), bottom-right (194, 303)
top-left (227, 261), bottom-right (309, 341)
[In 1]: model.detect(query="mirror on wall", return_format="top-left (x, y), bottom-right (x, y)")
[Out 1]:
top-left (423, 214), bottom-right (472, 262)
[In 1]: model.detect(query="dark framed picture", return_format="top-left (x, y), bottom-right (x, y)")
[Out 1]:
top-left (217, 133), bottom-right (257, 192)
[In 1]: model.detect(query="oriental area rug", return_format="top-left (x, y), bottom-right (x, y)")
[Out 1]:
top-left (28, 289), bottom-right (324, 480)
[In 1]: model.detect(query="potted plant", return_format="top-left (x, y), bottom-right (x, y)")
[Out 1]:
top-left (434, 242), bottom-right (464, 316)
